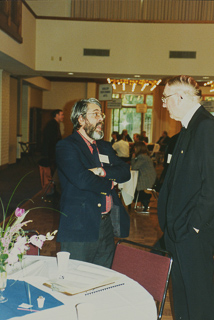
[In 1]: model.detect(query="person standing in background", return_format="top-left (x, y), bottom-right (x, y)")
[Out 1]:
top-left (156, 130), bottom-right (171, 152)
top-left (42, 109), bottom-right (64, 174)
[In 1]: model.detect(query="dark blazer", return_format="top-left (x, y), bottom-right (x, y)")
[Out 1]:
top-left (56, 131), bottom-right (131, 242)
top-left (158, 106), bottom-right (214, 243)
top-left (42, 119), bottom-right (61, 160)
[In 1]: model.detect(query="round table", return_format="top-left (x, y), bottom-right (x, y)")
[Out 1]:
top-left (6, 255), bottom-right (157, 320)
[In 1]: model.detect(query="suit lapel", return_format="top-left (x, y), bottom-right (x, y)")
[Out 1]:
top-left (72, 131), bottom-right (99, 168)
top-left (166, 106), bottom-right (203, 190)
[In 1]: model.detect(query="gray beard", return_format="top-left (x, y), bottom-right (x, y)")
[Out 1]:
top-left (84, 120), bottom-right (104, 140)
top-left (90, 130), bottom-right (104, 140)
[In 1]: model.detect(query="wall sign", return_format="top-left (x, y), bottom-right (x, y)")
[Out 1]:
top-left (136, 103), bottom-right (147, 113)
top-left (98, 84), bottom-right (112, 101)
top-left (107, 99), bottom-right (122, 109)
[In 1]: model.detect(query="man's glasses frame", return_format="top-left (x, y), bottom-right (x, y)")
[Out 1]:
top-left (161, 93), bottom-right (177, 104)
top-left (86, 112), bottom-right (106, 119)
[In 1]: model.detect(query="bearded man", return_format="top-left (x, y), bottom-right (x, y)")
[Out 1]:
top-left (56, 98), bottom-right (130, 268)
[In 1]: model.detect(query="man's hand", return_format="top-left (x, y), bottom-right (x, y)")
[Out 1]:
top-left (88, 167), bottom-right (104, 176)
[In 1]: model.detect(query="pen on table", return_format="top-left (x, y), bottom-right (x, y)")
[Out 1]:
top-left (17, 308), bottom-right (39, 312)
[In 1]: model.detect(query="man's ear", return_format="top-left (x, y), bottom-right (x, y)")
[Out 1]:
top-left (78, 115), bottom-right (85, 126)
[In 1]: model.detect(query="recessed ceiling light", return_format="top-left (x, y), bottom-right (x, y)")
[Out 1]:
top-left (203, 76), bottom-right (209, 79)
top-left (68, 72), bottom-right (74, 75)
top-left (134, 75), bottom-right (140, 78)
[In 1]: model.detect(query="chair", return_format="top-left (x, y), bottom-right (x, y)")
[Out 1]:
top-left (134, 187), bottom-right (158, 212)
top-left (111, 239), bottom-right (173, 320)
top-left (24, 230), bottom-right (40, 255)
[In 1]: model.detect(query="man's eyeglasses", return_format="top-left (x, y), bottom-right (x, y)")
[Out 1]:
top-left (161, 93), bottom-right (177, 104)
top-left (86, 112), bottom-right (106, 119)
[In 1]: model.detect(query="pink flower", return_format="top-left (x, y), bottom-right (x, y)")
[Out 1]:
top-left (15, 208), bottom-right (25, 217)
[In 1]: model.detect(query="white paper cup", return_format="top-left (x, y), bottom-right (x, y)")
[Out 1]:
top-left (37, 296), bottom-right (45, 308)
top-left (57, 251), bottom-right (70, 277)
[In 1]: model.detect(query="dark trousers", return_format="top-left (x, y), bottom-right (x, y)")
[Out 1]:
top-left (134, 190), bottom-right (151, 208)
top-left (164, 230), bottom-right (214, 320)
top-left (61, 215), bottom-right (115, 268)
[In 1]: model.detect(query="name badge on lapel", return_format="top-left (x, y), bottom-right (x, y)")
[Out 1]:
top-left (99, 154), bottom-right (110, 164)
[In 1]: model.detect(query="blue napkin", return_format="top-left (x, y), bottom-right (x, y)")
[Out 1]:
top-left (1, 279), bottom-right (64, 319)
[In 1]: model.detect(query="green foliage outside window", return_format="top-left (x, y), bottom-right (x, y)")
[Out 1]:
top-left (111, 94), bottom-right (153, 142)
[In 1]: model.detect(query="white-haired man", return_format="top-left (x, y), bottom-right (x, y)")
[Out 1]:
top-left (158, 75), bottom-right (214, 320)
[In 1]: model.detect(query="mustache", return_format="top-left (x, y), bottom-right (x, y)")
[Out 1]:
top-left (95, 121), bottom-right (104, 128)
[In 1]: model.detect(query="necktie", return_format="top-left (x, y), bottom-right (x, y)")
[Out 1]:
top-left (91, 143), bottom-right (101, 167)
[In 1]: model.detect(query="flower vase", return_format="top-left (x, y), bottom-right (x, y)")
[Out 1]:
top-left (0, 264), bottom-right (8, 303)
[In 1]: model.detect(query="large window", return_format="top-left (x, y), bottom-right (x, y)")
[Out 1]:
top-left (111, 94), bottom-right (153, 142)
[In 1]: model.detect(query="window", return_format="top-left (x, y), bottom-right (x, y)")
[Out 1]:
top-left (121, 94), bottom-right (144, 106)
top-left (0, 0), bottom-right (22, 43)
top-left (111, 94), bottom-right (153, 142)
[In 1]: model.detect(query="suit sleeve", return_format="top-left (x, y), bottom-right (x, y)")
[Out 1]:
top-left (101, 142), bottom-right (131, 184)
top-left (189, 119), bottom-right (214, 230)
top-left (56, 139), bottom-right (113, 196)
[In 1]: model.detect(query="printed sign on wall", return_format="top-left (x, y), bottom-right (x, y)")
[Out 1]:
top-left (99, 84), bottom-right (112, 101)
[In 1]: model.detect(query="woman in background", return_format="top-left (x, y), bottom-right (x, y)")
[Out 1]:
top-left (131, 142), bottom-right (156, 211)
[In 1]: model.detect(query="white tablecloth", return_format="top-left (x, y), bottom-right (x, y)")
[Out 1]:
top-left (7, 255), bottom-right (157, 320)
top-left (118, 170), bottom-right (138, 205)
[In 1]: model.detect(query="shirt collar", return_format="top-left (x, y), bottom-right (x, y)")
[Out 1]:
top-left (77, 130), bottom-right (96, 154)
top-left (181, 103), bottom-right (201, 128)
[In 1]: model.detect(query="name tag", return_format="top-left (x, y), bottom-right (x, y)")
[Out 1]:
top-left (99, 154), bottom-right (110, 164)
top-left (167, 154), bottom-right (172, 164)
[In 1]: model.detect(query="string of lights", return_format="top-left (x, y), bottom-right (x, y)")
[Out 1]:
top-left (107, 78), bottom-right (162, 92)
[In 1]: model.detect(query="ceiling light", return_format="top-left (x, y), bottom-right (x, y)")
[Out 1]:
top-left (132, 82), bottom-right (137, 92)
top-left (68, 72), bottom-right (74, 75)
top-left (134, 75), bottom-right (140, 78)
top-left (106, 78), bottom-right (162, 92)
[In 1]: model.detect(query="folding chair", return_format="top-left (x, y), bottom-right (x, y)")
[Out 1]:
top-left (111, 239), bottom-right (173, 320)
top-left (25, 230), bottom-right (40, 255)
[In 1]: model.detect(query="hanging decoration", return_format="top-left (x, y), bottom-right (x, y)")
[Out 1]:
top-left (107, 78), bottom-right (162, 92)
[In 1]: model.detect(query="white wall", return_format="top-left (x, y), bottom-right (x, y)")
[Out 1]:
top-left (26, 0), bottom-right (71, 17)
top-left (0, 5), bottom-right (36, 70)
top-left (36, 20), bottom-right (214, 78)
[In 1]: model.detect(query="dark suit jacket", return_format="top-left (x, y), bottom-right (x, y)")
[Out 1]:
top-left (158, 106), bottom-right (214, 243)
top-left (56, 131), bottom-right (131, 242)
top-left (42, 119), bottom-right (61, 160)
